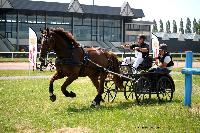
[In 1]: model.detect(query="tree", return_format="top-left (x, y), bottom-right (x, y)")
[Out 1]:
top-left (152, 19), bottom-right (158, 32)
top-left (197, 19), bottom-right (200, 34)
top-left (179, 18), bottom-right (184, 34)
top-left (166, 20), bottom-right (171, 33)
top-left (159, 19), bottom-right (164, 32)
top-left (193, 18), bottom-right (198, 33)
top-left (185, 17), bottom-right (192, 33)
top-left (172, 20), bottom-right (177, 33)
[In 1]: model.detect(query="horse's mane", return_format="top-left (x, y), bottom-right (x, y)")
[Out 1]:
top-left (51, 28), bottom-right (79, 47)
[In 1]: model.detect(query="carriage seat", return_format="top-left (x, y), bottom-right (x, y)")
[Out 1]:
top-left (137, 56), bottom-right (153, 71)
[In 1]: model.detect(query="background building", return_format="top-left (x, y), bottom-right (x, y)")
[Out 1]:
top-left (0, 0), bottom-right (152, 52)
top-left (154, 32), bottom-right (200, 53)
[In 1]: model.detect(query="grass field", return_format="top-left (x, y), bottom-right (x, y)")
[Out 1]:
top-left (0, 70), bottom-right (54, 76)
top-left (0, 70), bottom-right (200, 132)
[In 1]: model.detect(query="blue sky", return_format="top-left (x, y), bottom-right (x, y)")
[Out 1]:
top-left (33, 0), bottom-right (200, 29)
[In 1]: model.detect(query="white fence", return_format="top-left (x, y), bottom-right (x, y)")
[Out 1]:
top-left (0, 52), bottom-right (199, 68)
top-left (0, 52), bottom-right (200, 60)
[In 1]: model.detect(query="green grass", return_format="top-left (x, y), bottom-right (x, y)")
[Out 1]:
top-left (0, 70), bottom-right (54, 76)
top-left (0, 71), bottom-right (200, 132)
top-left (0, 68), bottom-right (184, 76)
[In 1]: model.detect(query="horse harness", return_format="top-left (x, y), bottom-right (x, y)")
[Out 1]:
top-left (55, 46), bottom-right (116, 76)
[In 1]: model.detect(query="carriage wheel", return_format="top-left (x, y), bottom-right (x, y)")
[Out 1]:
top-left (49, 63), bottom-right (55, 72)
top-left (135, 76), bottom-right (151, 104)
top-left (124, 80), bottom-right (135, 100)
top-left (120, 65), bottom-right (132, 75)
top-left (156, 76), bottom-right (174, 102)
top-left (103, 80), bottom-right (117, 102)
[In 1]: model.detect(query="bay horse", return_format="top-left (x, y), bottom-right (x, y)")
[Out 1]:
top-left (40, 28), bottom-right (123, 107)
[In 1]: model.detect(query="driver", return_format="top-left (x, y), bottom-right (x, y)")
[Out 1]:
top-left (152, 44), bottom-right (174, 73)
top-left (122, 35), bottom-right (149, 71)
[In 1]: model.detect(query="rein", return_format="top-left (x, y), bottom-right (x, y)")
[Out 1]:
top-left (86, 58), bottom-right (134, 81)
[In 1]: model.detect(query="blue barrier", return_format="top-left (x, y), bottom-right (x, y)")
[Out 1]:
top-left (181, 51), bottom-right (200, 107)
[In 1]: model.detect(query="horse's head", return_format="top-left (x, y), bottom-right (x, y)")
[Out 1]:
top-left (39, 28), bottom-right (55, 59)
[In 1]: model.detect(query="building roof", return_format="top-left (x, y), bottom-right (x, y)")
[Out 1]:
top-left (5, 0), bottom-right (144, 17)
top-left (154, 32), bottom-right (200, 42)
top-left (129, 20), bottom-right (154, 25)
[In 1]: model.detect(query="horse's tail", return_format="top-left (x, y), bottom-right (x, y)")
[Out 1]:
top-left (106, 52), bottom-right (124, 90)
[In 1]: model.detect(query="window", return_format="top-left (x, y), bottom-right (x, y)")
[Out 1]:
top-left (125, 35), bottom-right (137, 42)
top-left (104, 27), bottom-right (111, 41)
top-left (37, 15), bottom-right (45, 24)
top-left (74, 25), bottom-right (91, 41)
top-left (29, 23), bottom-right (45, 38)
top-left (0, 12), bottom-right (5, 22)
top-left (0, 22), bottom-right (5, 36)
top-left (92, 18), bottom-right (97, 26)
top-left (74, 17), bottom-right (82, 25)
top-left (114, 20), bottom-right (120, 27)
top-left (104, 19), bottom-right (113, 27)
top-left (5, 13), bottom-right (17, 38)
top-left (133, 24), bottom-right (140, 31)
top-left (83, 17), bottom-right (91, 26)
top-left (63, 16), bottom-right (71, 25)
top-left (99, 19), bottom-right (104, 26)
top-left (92, 26), bottom-right (97, 35)
top-left (6, 13), bottom-right (16, 22)
top-left (19, 14), bottom-right (27, 23)
top-left (140, 25), bottom-right (150, 31)
top-left (19, 23), bottom-right (28, 39)
top-left (28, 15), bottom-right (36, 23)
top-left (46, 16), bottom-right (63, 25)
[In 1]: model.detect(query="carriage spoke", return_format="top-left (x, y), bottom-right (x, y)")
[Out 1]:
top-left (135, 76), bottom-right (151, 103)
top-left (103, 80), bottom-right (117, 102)
top-left (103, 92), bottom-right (108, 100)
top-left (157, 76), bottom-right (174, 102)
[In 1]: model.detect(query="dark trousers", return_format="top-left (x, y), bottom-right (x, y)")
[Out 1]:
top-left (149, 67), bottom-right (171, 74)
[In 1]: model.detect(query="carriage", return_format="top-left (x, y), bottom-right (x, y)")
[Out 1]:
top-left (102, 56), bottom-right (175, 104)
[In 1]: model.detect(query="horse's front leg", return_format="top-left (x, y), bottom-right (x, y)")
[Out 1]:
top-left (91, 72), bottom-right (108, 107)
top-left (49, 71), bottom-right (65, 102)
top-left (61, 74), bottom-right (78, 98)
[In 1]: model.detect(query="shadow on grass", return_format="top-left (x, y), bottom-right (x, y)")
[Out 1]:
top-left (65, 98), bottom-right (182, 113)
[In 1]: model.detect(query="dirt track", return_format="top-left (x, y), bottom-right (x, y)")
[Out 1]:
top-left (0, 61), bottom-right (199, 70)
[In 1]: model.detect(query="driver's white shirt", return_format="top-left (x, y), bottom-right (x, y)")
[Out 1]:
top-left (160, 55), bottom-right (173, 70)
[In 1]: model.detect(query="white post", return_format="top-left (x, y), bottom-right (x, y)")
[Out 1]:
top-left (28, 62), bottom-right (31, 76)
top-left (11, 53), bottom-right (13, 61)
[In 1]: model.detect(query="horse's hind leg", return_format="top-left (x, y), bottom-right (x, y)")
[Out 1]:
top-left (49, 71), bottom-right (65, 102)
top-left (91, 72), bottom-right (108, 107)
top-left (89, 74), bottom-right (105, 102)
top-left (61, 74), bottom-right (78, 98)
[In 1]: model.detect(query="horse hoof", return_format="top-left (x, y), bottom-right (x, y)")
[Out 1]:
top-left (90, 101), bottom-right (100, 108)
top-left (90, 101), bottom-right (97, 108)
top-left (70, 91), bottom-right (76, 98)
top-left (90, 104), bottom-right (96, 108)
top-left (50, 94), bottom-right (56, 102)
